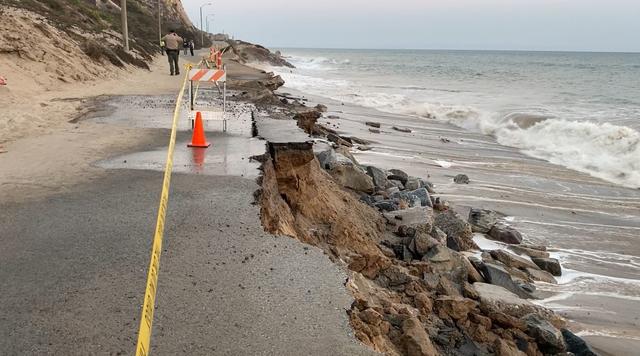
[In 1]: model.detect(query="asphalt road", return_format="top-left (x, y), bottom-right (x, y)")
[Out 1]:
top-left (0, 94), bottom-right (375, 355)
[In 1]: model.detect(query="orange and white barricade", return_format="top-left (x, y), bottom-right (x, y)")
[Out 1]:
top-left (187, 66), bottom-right (228, 131)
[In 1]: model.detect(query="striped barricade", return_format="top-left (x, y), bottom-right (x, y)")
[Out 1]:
top-left (188, 68), bottom-right (226, 82)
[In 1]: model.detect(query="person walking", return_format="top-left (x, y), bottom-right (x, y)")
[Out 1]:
top-left (162, 29), bottom-right (183, 76)
top-left (189, 40), bottom-right (195, 56)
top-left (183, 39), bottom-right (189, 55)
top-left (160, 39), bottom-right (166, 56)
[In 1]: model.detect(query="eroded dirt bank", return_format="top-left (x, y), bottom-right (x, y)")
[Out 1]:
top-left (249, 82), bottom-right (598, 355)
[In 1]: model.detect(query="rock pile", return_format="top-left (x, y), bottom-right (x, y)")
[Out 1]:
top-left (253, 73), bottom-right (590, 356)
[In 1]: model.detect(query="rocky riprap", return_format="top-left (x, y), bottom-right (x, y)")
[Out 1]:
top-left (237, 44), bottom-right (592, 356)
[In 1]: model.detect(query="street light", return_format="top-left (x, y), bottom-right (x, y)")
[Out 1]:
top-left (199, 3), bottom-right (212, 46)
top-left (207, 14), bottom-right (215, 34)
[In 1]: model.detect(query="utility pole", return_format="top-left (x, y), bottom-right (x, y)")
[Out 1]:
top-left (121, 0), bottom-right (129, 51)
top-left (157, 0), bottom-right (162, 44)
top-left (199, 3), bottom-right (212, 47)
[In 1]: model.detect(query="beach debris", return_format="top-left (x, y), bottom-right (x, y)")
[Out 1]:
top-left (368, 128), bottom-right (380, 134)
top-left (487, 223), bottom-right (523, 244)
top-left (531, 257), bottom-right (562, 276)
top-left (434, 159), bottom-right (453, 168)
top-left (392, 126), bottom-right (412, 133)
top-left (327, 115), bottom-right (340, 119)
top-left (365, 121), bottom-right (381, 128)
top-left (468, 208), bottom-right (500, 233)
top-left (0, 76), bottom-right (6, 86)
top-left (453, 174), bottom-right (470, 184)
top-left (440, 137), bottom-right (451, 143)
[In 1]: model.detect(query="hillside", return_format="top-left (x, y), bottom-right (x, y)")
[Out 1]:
top-left (0, 0), bottom-right (205, 85)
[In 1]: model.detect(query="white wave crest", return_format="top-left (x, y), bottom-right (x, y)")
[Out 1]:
top-left (268, 61), bottom-right (640, 189)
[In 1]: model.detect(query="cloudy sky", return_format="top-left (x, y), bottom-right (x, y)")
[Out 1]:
top-left (182, 0), bottom-right (640, 52)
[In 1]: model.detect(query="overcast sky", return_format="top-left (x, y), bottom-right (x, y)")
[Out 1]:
top-left (182, 0), bottom-right (640, 52)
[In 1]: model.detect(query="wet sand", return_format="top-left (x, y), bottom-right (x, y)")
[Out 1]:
top-left (283, 88), bottom-right (640, 354)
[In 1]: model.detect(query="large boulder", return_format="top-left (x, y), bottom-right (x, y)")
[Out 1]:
top-left (473, 283), bottom-right (561, 324)
top-left (468, 208), bottom-right (499, 233)
top-left (531, 257), bottom-right (562, 276)
top-left (388, 169), bottom-right (409, 185)
top-left (487, 223), bottom-right (523, 244)
top-left (434, 296), bottom-right (478, 320)
top-left (522, 313), bottom-right (566, 353)
top-left (423, 246), bottom-right (469, 286)
top-left (434, 210), bottom-right (478, 251)
top-left (329, 164), bottom-right (375, 193)
top-left (525, 268), bottom-right (557, 284)
top-left (479, 262), bottom-right (533, 299)
top-left (404, 177), bottom-right (421, 191)
top-left (401, 317), bottom-right (438, 356)
top-left (561, 328), bottom-right (598, 356)
top-left (391, 188), bottom-right (433, 208)
top-left (489, 249), bottom-right (540, 271)
top-left (315, 148), bottom-right (336, 170)
top-left (383, 206), bottom-right (435, 234)
top-left (508, 245), bottom-right (550, 259)
top-left (365, 166), bottom-right (390, 188)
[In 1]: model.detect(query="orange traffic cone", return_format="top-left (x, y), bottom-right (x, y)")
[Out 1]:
top-left (188, 112), bottom-right (211, 148)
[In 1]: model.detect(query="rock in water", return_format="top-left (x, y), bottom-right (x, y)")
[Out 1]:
top-left (434, 210), bottom-right (478, 251)
top-left (453, 174), bottom-right (470, 184)
top-left (531, 257), bottom-right (562, 276)
top-left (525, 267), bottom-right (557, 284)
top-left (393, 126), bottom-right (412, 133)
top-left (315, 104), bottom-right (327, 112)
top-left (468, 208), bottom-right (499, 233)
top-left (522, 314), bottom-right (566, 353)
top-left (365, 121), bottom-right (381, 128)
top-left (561, 328), bottom-right (598, 356)
top-left (473, 283), bottom-right (560, 323)
top-left (487, 223), bottom-right (523, 244)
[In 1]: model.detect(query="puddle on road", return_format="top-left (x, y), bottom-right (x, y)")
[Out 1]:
top-left (96, 135), bottom-right (264, 178)
top-left (91, 93), bottom-right (265, 178)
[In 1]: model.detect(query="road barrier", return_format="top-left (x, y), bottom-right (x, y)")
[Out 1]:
top-left (135, 65), bottom-right (191, 356)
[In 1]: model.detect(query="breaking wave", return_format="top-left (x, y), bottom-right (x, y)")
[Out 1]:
top-left (272, 62), bottom-right (640, 189)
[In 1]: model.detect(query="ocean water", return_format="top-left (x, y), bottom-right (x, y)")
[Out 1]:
top-left (272, 49), bottom-right (640, 189)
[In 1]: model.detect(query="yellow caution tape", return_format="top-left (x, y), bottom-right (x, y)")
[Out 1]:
top-left (135, 65), bottom-right (192, 356)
